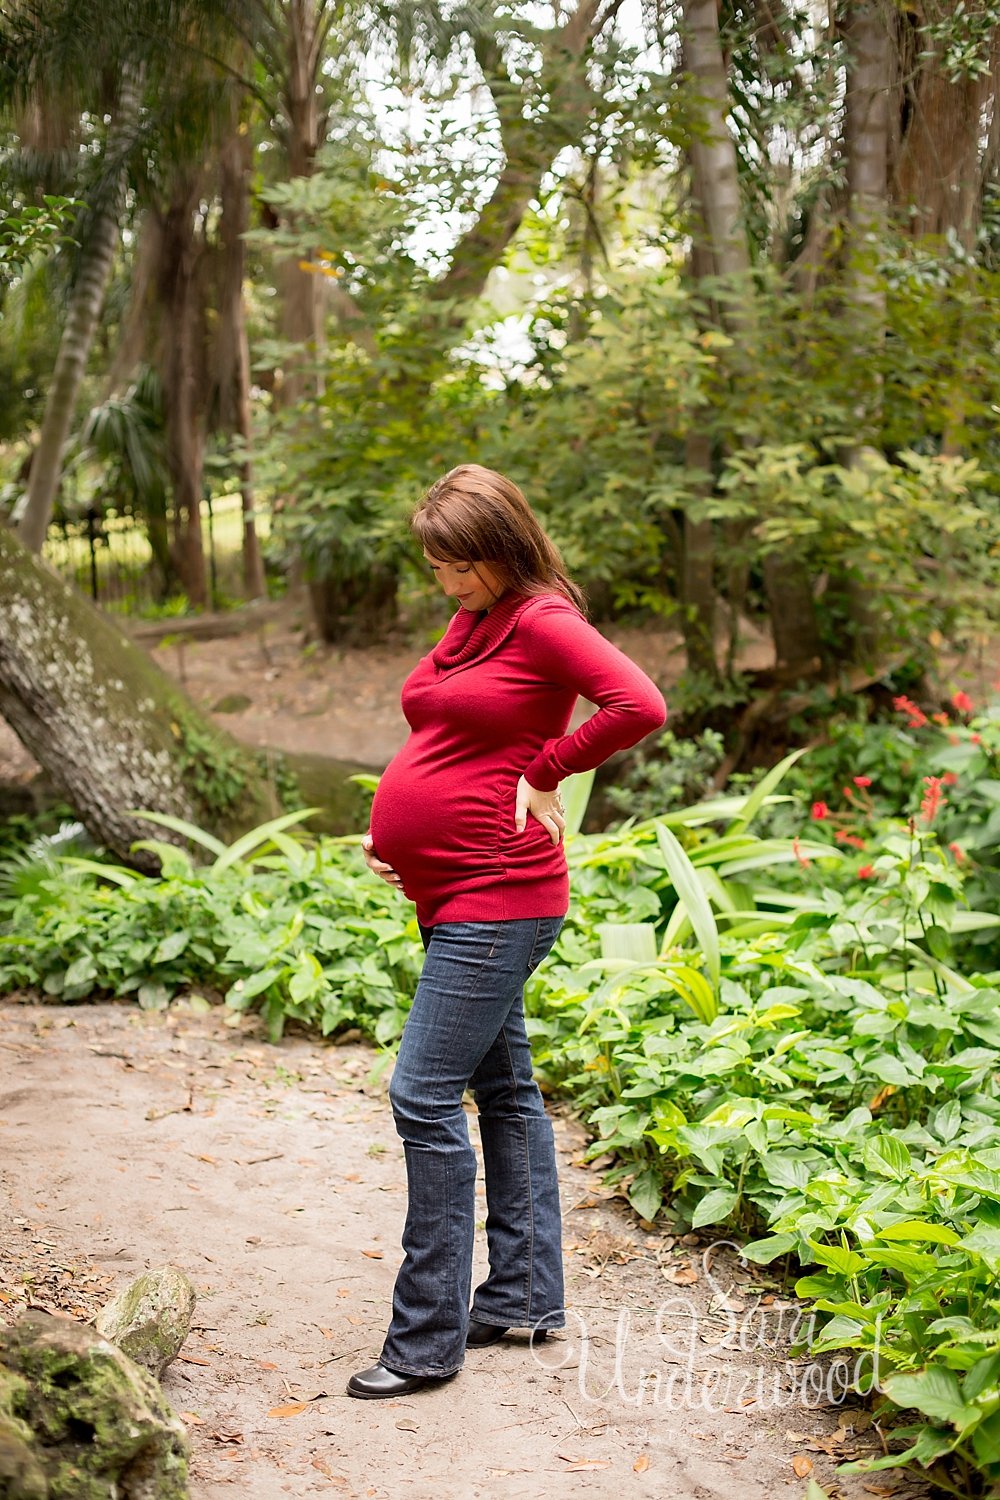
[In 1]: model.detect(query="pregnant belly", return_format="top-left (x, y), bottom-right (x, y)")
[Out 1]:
top-left (370, 758), bottom-right (505, 886)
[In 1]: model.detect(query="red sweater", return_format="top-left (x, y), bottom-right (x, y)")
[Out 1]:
top-left (368, 591), bottom-right (666, 926)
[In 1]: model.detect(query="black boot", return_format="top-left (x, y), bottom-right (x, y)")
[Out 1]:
top-left (466, 1320), bottom-right (549, 1347)
top-left (347, 1363), bottom-right (427, 1399)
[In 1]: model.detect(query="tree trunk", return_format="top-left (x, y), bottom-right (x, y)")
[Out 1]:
top-left (217, 128), bottom-right (266, 600)
top-left (431, 0), bottom-right (607, 309)
top-left (17, 71), bottom-right (140, 553)
top-left (0, 529), bottom-right (273, 867)
top-left (156, 174), bottom-right (209, 609)
top-left (844, 1), bottom-right (890, 315)
top-left (893, 23), bottom-right (993, 251)
top-left (681, 433), bottom-right (718, 681)
top-left (682, 0), bottom-right (750, 289)
top-left (103, 211), bottom-right (159, 398)
top-left (761, 551), bottom-right (823, 674)
top-left (275, 0), bottom-right (326, 404)
top-left (842, 3), bottom-right (892, 656)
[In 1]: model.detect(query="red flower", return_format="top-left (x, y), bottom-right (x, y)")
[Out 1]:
top-left (920, 775), bottom-right (947, 824)
top-left (932, 713), bottom-right (950, 727)
top-left (853, 775), bottom-right (872, 787)
top-left (894, 695), bottom-right (928, 728)
top-left (952, 690), bottom-right (974, 714)
top-left (811, 802), bottom-right (829, 820)
top-left (857, 864), bottom-right (875, 879)
top-left (972, 733), bottom-right (982, 744)
top-left (949, 842), bottom-right (966, 864)
top-left (942, 771), bottom-right (958, 786)
top-left (835, 831), bottom-right (866, 849)
top-left (842, 786), bottom-right (855, 800)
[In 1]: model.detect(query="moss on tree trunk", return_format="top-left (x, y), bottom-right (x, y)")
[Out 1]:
top-left (0, 527), bottom-right (275, 869)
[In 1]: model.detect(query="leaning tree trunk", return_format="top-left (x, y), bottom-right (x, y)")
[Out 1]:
top-left (0, 528), bottom-right (273, 868)
top-left (17, 70), bottom-right (140, 554)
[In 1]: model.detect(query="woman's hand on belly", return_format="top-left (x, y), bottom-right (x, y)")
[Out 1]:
top-left (362, 833), bottom-right (404, 889)
top-left (514, 775), bottom-right (566, 847)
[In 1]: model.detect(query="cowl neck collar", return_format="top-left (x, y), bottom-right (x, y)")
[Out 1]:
top-left (431, 591), bottom-right (534, 671)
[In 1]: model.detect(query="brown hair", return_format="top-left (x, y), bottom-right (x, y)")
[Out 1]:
top-left (412, 465), bottom-right (585, 613)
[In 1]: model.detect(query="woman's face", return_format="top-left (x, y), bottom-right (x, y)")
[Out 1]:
top-left (424, 554), bottom-right (504, 612)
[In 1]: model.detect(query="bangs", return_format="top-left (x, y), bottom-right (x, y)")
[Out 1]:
top-left (412, 494), bottom-right (487, 562)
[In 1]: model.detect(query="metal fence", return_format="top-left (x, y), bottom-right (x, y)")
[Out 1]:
top-left (42, 493), bottom-right (270, 614)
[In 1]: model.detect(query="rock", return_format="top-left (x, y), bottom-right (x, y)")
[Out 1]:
top-left (0, 1311), bottom-right (188, 1499)
top-left (211, 693), bottom-right (252, 714)
top-left (94, 1268), bottom-right (195, 1381)
top-left (0, 1406), bottom-right (48, 1500)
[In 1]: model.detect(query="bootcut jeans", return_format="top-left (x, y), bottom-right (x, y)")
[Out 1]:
top-left (379, 916), bottom-right (565, 1378)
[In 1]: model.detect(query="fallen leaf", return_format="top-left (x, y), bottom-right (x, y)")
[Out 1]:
top-left (268, 1403), bottom-right (308, 1419)
top-left (319, 1327), bottom-right (335, 1338)
top-left (179, 1412), bottom-right (205, 1425)
top-left (209, 1431), bottom-right (244, 1446)
top-left (395, 1418), bottom-right (419, 1432)
top-left (786, 1431), bottom-right (812, 1442)
top-left (177, 1354), bottom-right (211, 1366)
top-left (337, 1289), bottom-right (351, 1297)
top-left (347, 1316), bottom-right (365, 1325)
top-left (344, 1173), bottom-right (362, 1182)
top-left (662, 1266), bottom-right (698, 1286)
top-left (793, 1455), bottom-right (813, 1478)
top-left (288, 1389), bottom-right (328, 1402)
top-left (710, 1291), bottom-right (746, 1314)
top-left (565, 1460), bottom-right (612, 1472)
top-left (257, 1361), bottom-right (278, 1370)
top-left (361, 1250), bottom-right (383, 1259)
top-left (634, 1453), bottom-right (650, 1473)
top-left (198, 1154), bottom-right (217, 1164)
top-left (862, 1487), bottom-right (899, 1497)
top-left (486, 1469), bottom-right (514, 1477)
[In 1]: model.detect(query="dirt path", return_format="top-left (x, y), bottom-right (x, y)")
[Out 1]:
top-left (0, 998), bottom-right (889, 1500)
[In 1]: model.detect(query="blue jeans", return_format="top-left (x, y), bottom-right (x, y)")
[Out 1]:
top-left (380, 917), bottom-right (565, 1378)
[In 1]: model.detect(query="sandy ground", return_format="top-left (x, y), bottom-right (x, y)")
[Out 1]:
top-left (0, 998), bottom-right (912, 1500)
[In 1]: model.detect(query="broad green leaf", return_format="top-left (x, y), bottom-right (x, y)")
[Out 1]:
top-left (597, 924), bottom-right (657, 963)
top-left (225, 967), bottom-right (283, 1009)
top-left (62, 857), bottom-right (140, 886)
top-left (884, 1367), bottom-right (981, 1431)
top-left (128, 810), bottom-right (227, 857)
top-left (863, 1136), bottom-right (912, 1182)
top-left (654, 822), bottom-right (719, 994)
top-left (628, 1167), bottom-right (663, 1222)
top-left (64, 952), bottom-right (96, 988)
top-left (743, 1233), bottom-right (798, 1265)
top-left (153, 930), bottom-right (189, 964)
top-left (137, 981), bottom-right (170, 1011)
top-left (876, 1221), bottom-right (960, 1246)
top-left (691, 1186), bottom-right (737, 1227)
top-left (130, 841), bottom-right (194, 878)
top-left (561, 769), bottom-right (596, 836)
top-left (806, 1240), bottom-right (869, 1278)
top-left (212, 809), bottom-right (320, 874)
top-left (726, 748), bottom-right (808, 836)
top-left (348, 773), bottom-right (381, 793)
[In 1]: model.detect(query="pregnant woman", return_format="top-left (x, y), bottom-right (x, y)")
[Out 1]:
top-left (347, 464), bottom-right (666, 1399)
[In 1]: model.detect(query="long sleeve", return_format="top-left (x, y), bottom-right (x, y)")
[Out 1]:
top-left (519, 600), bottom-right (667, 791)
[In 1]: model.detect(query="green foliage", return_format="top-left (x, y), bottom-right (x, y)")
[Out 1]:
top-left (10, 733), bottom-right (1000, 1488)
top-left (0, 812), bottom-right (422, 1044)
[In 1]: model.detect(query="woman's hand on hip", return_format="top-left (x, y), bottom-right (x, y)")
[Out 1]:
top-left (515, 775), bottom-right (566, 846)
top-left (362, 834), bottom-right (403, 888)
